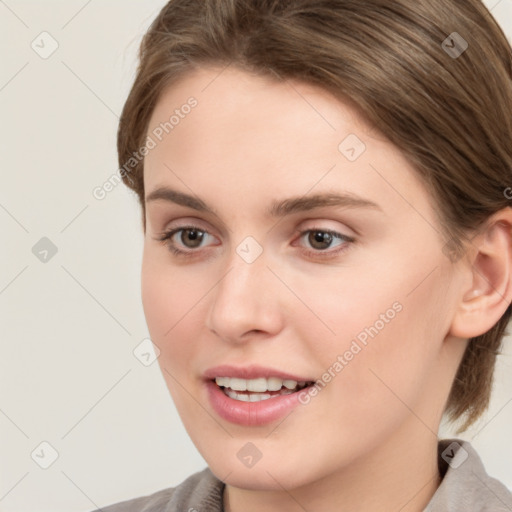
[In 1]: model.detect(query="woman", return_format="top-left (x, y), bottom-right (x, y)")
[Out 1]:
top-left (94, 0), bottom-right (512, 510)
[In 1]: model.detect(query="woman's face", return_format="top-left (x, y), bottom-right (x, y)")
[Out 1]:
top-left (141, 66), bottom-right (466, 490)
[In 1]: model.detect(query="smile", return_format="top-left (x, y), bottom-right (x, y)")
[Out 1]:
top-left (214, 377), bottom-right (313, 402)
top-left (203, 365), bottom-right (318, 425)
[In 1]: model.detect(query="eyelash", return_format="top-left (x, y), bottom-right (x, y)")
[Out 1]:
top-left (155, 224), bottom-right (355, 260)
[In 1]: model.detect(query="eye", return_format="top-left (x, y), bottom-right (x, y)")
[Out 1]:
top-left (156, 225), bottom-right (217, 256)
top-left (295, 228), bottom-right (355, 258)
top-left (155, 225), bottom-right (355, 260)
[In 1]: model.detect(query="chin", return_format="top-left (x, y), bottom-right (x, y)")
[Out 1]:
top-left (216, 465), bottom-right (306, 491)
top-left (205, 453), bottom-right (323, 492)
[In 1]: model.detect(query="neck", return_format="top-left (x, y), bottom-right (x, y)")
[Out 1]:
top-left (223, 426), bottom-right (441, 512)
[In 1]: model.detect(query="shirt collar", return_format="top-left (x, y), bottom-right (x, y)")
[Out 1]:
top-left (424, 438), bottom-right (512, 511)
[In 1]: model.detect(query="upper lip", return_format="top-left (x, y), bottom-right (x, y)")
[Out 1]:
top-left (203, 364), bottom-right (315, 382)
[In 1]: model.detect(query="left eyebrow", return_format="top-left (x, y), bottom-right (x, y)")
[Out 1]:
top-left (145, 186), bottom-right (381, 217)
top-left (267, 192), bottom-right (381, 217)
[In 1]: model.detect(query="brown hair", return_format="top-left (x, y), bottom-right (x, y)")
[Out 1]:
top-left (117, 0), bottom-right (512, 431)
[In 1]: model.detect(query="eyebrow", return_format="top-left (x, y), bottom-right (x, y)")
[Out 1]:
top-left (145, 186), bottom-right (381, 217)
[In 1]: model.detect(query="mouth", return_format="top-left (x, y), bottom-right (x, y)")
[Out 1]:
top-left (213, 377), bottom-right (315, 402)
top-left (203, 365), bottom-right (318, 425)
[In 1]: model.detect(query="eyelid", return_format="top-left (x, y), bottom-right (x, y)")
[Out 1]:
top-left (294, 218), bottom-right (357, 238)
top-left (155, 222), bottom-right (356, 260)
top-left (293, 226), bottom-right (355, 257)
top-left (156, 224), bottom-right (218, 247)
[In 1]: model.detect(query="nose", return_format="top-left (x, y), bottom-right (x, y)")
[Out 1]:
top-left (205, 249), bottom-right (284, 344)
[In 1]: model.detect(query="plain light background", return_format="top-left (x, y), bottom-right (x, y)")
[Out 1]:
top-left (1, 1), bottom-right (511, 510)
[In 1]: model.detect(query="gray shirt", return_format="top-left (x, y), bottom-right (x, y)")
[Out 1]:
top-left (92, 439), bottom-right (512, 511)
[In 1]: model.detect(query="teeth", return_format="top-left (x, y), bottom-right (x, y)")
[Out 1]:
top-left (247, 377), bottom-right (267, 392)
top-left (228, 377), bottom-right (247, 391)
top-left (214, 376), bottom-right (307, 392)
top-left (225, 388), bottom-right (272, 401)
top-left (283, 379), bottom-right (298, 390)
top-left (215, 376), bottom-right (230, 388)
top-left (267, 377), bottom-right (283, 391)
top-left (224, 388), bottom-right (295, 402)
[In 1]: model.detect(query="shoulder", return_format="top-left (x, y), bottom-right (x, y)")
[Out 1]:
top-left (425, 438), bottom-right (512, 512)
top-left (89, 467), bottom-right (224, 512)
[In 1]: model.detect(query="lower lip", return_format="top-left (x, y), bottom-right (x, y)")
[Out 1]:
top-left (205, 380), bottom-right (309, 426)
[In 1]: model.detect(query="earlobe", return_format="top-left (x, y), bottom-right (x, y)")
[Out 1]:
top-left (449, 210), bottom-right (512, 339)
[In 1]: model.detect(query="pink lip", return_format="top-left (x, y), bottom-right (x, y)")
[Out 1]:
top-left (202, 364), bottom-right (313, 382)
top-left (203, 365), bottom-right (316, 426)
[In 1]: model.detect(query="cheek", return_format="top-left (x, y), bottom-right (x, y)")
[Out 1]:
top-left (141, 249), bottom-right (198, 365)
top-left (294, 249), bottom-right (452, 415)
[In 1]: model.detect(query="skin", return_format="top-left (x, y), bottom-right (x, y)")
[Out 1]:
top-left (140, 65), bottom-right (512, 512)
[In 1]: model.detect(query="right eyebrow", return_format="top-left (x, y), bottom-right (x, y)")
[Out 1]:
top-left (146, 187), bottom-right (215, 214)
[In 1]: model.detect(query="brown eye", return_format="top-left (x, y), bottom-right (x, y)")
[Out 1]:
top-left (307, 230), bottom-right (335, 251)
top-left (296, 228), bottom-right (355, 259)
top-left (179, 228), bottom-right (205, 248)
top-left (156, 225), bottom-right (216, 256)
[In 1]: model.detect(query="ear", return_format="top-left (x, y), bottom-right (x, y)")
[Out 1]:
top-left (449, 208), bottom-right (512, 339)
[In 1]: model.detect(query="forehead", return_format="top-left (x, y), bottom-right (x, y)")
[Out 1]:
top-left (143, 65), bottom-right (434, 225)
top-left (147, 65), bottom-right (371, 149)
